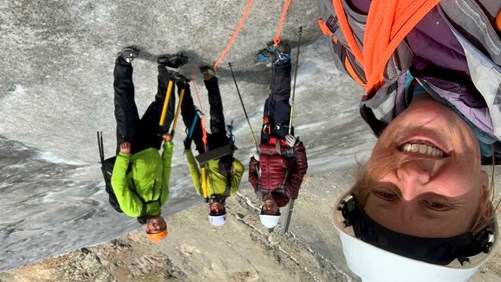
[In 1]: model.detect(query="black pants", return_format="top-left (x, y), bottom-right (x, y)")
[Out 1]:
top-left (113, 58), bottom-right (176, 154)
top-left (179, 77), bottom-right (229, 154)
top-left (261, 61), bottom-right (293, 143)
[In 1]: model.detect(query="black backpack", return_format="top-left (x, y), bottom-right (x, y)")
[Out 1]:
top-left (97, 132), bottom-right (160, 224)
top-left (97, 132), bottom-right (123, 213)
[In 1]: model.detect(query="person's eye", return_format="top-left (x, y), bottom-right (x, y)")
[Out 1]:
top-left (373, 190), bottom-right (398, 201)
top-left (421, 198), bottom-right (451, 211)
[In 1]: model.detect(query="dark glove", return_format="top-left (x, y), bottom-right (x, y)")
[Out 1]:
top-left (275, 187), bottom-right (286, 197)
top-left (184, 137), bottom-right (192, 150)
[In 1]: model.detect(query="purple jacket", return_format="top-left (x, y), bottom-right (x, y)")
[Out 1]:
top-left (318, 0), bottom-right (501, 162)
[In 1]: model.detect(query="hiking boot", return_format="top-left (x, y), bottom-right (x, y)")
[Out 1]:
top-left (171, 72), bottom-right (190, 83)
top-left (158, 54), bottom-right (189, 70)
top-left (274, 41), bottom-right (291, 65)
top-left (256, 45), bottom-right (276, 62)
top-left (199, 65), bottom-right (215, 81)
top-left (118, 47), bottom-right (140, 64)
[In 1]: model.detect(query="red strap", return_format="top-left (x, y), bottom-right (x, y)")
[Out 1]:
top-left (269, 137), bottom-right (287, 147)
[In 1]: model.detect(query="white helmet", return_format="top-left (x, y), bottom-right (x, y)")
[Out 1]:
top-left (259, 214), bottom-right (280, 228)
top-left (208, 214), bottom-right (227, 227)
top-left (334, 191), bottom-right (498, 282)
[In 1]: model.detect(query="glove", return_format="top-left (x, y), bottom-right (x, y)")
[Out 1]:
top-left (285, 135), bottom-right (299, 148)
top-left (184, 137), bottom-right (192, 150)
top-left (253, 150), bottom-right (260, 162)
top-left (275, 186), bottom-right (285, 197)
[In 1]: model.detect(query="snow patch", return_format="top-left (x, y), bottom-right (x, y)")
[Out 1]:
top-left (36, 151), bottom-right (85, 166)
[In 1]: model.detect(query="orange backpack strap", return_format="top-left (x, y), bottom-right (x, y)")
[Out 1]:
top-left (317, 18), bottom-right (333, 35)
top-left (332, 0), bottom-right (440, 96)
top-left (496, 9), bottom-right (501, 32)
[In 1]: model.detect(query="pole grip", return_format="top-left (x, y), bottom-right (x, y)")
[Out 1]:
top-left (170, 83), bottom-right (186, 136)
top-left (159, 80), bottom-right (174, 127)
top-left (201, 167), bottom-right (208, 200)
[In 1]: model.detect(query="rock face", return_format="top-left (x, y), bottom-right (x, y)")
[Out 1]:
top-left (0, 0), bottom-right (320, 164)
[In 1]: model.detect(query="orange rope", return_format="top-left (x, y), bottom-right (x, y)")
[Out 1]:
top-left (273, 0), bottom-right (292, 45)
top-left (213, 0), bottom-right (254, 72)
top-left (332, 0), bottom-right (440, 96)
top-left (332, 0), bottom-right (364, 63)
top-left (191, 67), bottom-right (208, 153)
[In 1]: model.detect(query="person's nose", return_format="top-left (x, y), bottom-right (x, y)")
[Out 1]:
top-left (396, 161), bottom-right (431, 184)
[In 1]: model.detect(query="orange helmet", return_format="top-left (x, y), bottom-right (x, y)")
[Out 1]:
top-left (146, 229), bottom-right (168, 243)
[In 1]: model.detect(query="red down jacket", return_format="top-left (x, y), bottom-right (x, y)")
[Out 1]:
top-left (248, 141), bottom-right (308, 207)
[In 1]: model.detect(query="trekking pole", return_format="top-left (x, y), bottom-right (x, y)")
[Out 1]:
top-left (287, 26), bottom-right (302, 134)
top-left (159, 79), bottom-right (174, 128)
top-left (97, 131), bottom-right (104, 163)
top-left (228, 62), bottom-right (259, 151)
top-left (169, 81), bottom-right (186, 137)
top-left (283, 26), bottom-right (303, 235)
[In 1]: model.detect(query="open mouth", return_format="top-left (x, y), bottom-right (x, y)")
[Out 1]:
top-left (398, 141), bottom-right (447, 158)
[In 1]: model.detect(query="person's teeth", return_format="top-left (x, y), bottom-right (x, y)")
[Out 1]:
top-left (411, 144), bottom-right (419, 152)
top-left (401, 142), bottom-right (444, 157)
top-left (418, 144), bottom-right (427, 154)
top-left (403, 143), bottom-right (411, 151)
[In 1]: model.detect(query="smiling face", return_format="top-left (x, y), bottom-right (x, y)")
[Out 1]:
top-left (364, 95), bottom-right (489, 238)
top-left (261, 193), bottom-right (279, 215)
top-left (209, 202), bottom-right (226, 216)
top-left (146, 216), bottom-right (167, 234)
